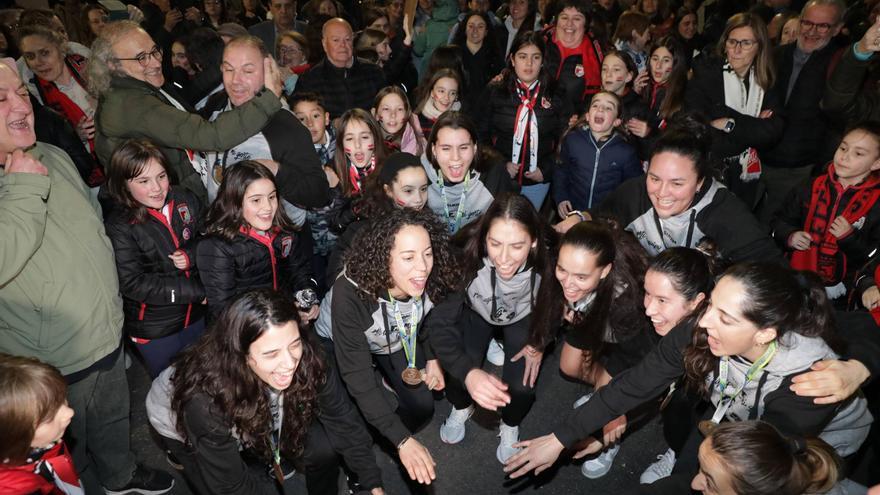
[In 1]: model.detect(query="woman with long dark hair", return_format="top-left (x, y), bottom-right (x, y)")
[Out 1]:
top-left (506, 263), bottom-right (873, 493)
top-left (145, 289), bottom-right (384, 494)
top-left (453, 11), bottom-right (505, 111)
top-left (477, 31), bottom-right (570, 210)
top-left (330, 208), bottom-right (461, 485)
top-left (431, 193), bottom-right (555, 464)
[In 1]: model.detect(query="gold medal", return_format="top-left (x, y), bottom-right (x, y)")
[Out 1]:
top-left (401, 367), bottom-right (422, 386)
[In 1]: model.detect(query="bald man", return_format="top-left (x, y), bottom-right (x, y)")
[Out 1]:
top-left (295, 18), bottom-right (386, 118)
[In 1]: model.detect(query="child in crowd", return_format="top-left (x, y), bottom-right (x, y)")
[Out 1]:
top-left (197, 161), bottom-right (318, 320)
top-left (291, 92), bottom-right (347, 294)
top-left (104, 139), bottom-right (206, 378)
top-left (415, 68), bottom-right (462, 138)
top-left (334, 109), bottom-right (388, 198)
top-left (555, 91), bottom-right (642, 216)
top-left (0, 354), bottom-right (81, 494)
top-left (772, 122), bottom-right (880, 301)
top-left (613, 11), bottom-right (652, 74)
top-left (372, 86), bottom-right (426, 155)
top-left (601, 49), bottom-right (651, 124)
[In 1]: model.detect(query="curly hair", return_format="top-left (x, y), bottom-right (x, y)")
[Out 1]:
top-left (683, 263), bottom-right (838, 396)
top-left (86, 20), bottom-right (142, 96)
top-left (171, 289), bottom-right (326, 462)
top-left (344, 207), bottom-right (461, 303)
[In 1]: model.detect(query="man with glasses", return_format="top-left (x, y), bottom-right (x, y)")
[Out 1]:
top-left (249, 0), bottom-right (307, 58)
top-left (759, 0), bottom-right (845, 223)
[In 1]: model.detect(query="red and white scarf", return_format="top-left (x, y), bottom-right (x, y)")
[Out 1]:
top-left (512, 79), bottom-right (540, 184)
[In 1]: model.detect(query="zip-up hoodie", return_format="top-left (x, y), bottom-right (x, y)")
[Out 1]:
top-left (466, 258), bottom-right (539, 325)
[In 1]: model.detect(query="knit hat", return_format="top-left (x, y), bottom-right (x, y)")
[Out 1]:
top-left (378, 152), bottom-right (422, 184)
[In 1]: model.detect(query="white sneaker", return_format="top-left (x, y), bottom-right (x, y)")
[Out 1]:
top-left (496, 422), bottom-right (521, 464)
top-left (580, 443), bottom-right (620, 479)
top-left (639, 448), bottom-right (676, 484)
top-left (573, 392), bottom-right (593, 409)
top-left (486, 339), bottom-right (505, 366)
top-left (440, 405), bottom-right (474, 444)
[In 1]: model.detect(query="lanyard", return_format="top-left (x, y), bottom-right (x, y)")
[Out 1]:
top-left (709, 341), bottom-right (777, 425)
top-left (267, 394), bottom-right (285, 484)
top-left (437, 171), bottom-right (469, 233)
top-left (387, 291), bottom-right (423, 368)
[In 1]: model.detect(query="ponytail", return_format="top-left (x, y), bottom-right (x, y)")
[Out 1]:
top-left (708, 421), bottom-right (840, 495)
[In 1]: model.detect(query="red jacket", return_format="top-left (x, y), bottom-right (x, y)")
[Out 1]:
top-left (0, 441), bottom-right (83, 495)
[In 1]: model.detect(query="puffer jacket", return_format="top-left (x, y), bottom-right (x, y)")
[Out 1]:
top-left (95, 76), bottom-right (282, 204)
top-left (196, 227), bottom-right (316, 318)
top-left (554, 128), bottom-right (642, 209)
top-left (542, 27), bottom-right (604, 114)
top-left (104, 188), bottom-right (206, 340)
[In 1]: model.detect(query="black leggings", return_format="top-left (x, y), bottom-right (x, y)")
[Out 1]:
top-left (372, 348), bottom-right (435, 434)
top-left (444, 307), bottom-right (537, 426)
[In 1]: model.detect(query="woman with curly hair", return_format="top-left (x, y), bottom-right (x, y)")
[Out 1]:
top-left (330, 207), bottom-right (461, 486)
top-left (506, 262), bottom-right (874, 493)
top-left (430, 193), bottom-right (554, 464)
top-left (145, 289), bottom-right (384, 495)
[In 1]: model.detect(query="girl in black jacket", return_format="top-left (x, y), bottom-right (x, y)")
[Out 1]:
top-left (330, 208), bottom-right (461, 486)
top-left (477, 31), bottom-right (571, 211)
top-left (149, 289), bottom-right (384, 495)
top-left (196, 161), bottom-right (318, 321)
top-left (430, 193), bottom-right (555, 465)
top-left (105, 139), bottom-right (206, 378)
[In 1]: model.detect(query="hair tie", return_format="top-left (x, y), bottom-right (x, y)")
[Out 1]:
top-left (787, 436), bottom-right (807, 456)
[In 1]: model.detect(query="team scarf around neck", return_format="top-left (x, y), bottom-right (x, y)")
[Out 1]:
top-left (789, 164), bottom-right (880, 284)
top-left (348, 155), bottom-right (376, 195)
top-left (512, 79), bottom-right (540, 184)
top-left (723, 62), bottom-right (764, 181)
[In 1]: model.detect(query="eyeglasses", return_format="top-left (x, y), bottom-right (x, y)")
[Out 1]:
top-left (279, 46), bottom-right (303, 55)
top-left (725, 38), bottom-right (757, 50)
top-left (799, 19), bottom-right (835, 33)
top-left (115, 46), bottom-right (162, 66)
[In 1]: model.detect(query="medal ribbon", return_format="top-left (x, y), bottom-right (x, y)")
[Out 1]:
top-left (709, 341), bottom-right (777, 425)
top-left (267, 394), bottom-right (284, 484)
top-left (388, 290), bottom-right (423, 368)
top-left (436, 171), bottom-right (469, 233)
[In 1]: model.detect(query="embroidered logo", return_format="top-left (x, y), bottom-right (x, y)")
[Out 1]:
top-left (541, 96), bottom-right (551, 109)
top-left (281, 235), bottom-right (292, 257)
top-left (177, 204), bottom-right (192, 224)
top-left (182, 228), bottom-right (191, 240)
top-left (853, 216), bottom-right (867, 230)
top-left (574, 64), bottom-right (584, 78)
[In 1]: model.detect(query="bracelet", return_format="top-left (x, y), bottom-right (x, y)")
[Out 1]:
top-left (397, 436), bottom-right (412, 451)
top-left (566, 210), bottom-right (586, 222)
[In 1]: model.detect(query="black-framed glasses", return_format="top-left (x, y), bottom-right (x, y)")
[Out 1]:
top-left (725, 38), bottom-right (757, 50)
top-left (799, 19), bottom-right (834, 33)
top-left (116, 46), bottom-right (162, 66)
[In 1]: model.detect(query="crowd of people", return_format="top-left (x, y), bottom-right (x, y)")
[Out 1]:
top-left (2, 0), bottom-right (880, 493)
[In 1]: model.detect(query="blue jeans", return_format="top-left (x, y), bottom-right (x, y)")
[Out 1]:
top-left (134, 319), bottom-right (206, 378)
top-left (520, 183), bottom-right (550, 211)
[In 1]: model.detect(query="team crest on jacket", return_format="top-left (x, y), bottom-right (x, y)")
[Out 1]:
top-left (182, 228), bottom-right (191, 240)
top-left (574, 64), bottom-right (585, 78)
top-left (281, 235), bottom-right (293, 257)
top-left (541, 96), bottom-right (551, 109)
top-left (177, 204), bottom-right (192, 224)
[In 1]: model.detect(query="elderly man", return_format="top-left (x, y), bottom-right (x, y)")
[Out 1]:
top-left (0, 61), bottom-right (174, 494)
top-left (202, 36), bottom-right (330, 220)
top-left (760, 0), bottom-right (845, 222)
top-left (248, 0), bottom-right (307, 58)
top-left (295, 18), bottom-right (386, 119)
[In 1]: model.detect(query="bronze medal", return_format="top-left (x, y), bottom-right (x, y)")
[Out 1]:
top-left (698, 420), bottom-right (717, 437)
top-left (272, 461), bottom-right (285, 484)
top-left (401, 367), bottom-right (422, 386)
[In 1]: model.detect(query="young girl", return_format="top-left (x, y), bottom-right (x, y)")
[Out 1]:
top-left (601, 49), bottom-right (651, 124)
top-left (423, 111), bottom-right (517, 234)
top-left (356, 29), bottom-right (393, 67)
top-left (373, 86), bottom-right (426, 156)
top-left (507, 263), bottom-right (873, 490)
top-left (146, 290), bottom-right (384, 495)
top-left (555, 91), bottom-right (643, 216)
top-left (692, 421), bottom-right (840, 495)
top-left (415, 68), bottom-right (462, 138)
top-left (530, 219), bottom-right (655, 478)
top-left (0, 354), bottom-right (81, 495)
top-left (772, 122), bottom-right (880, 301)
top-left (431, 193), bottom-right (554, 464)
top-left (333, 109), bottom-right (388, 199)
top-left (105, 139), bottom-right (206, 378)
top-left (196, 161), bottom-right (318, 320)
top-left (626, 36), bottom-right (688, 159)
top-left (331, 208), bottom-right (460, 485)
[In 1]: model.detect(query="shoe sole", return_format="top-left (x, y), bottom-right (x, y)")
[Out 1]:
top-left (496, 445), bottom-right (518, 465)
top-left (104, 480), bottom-right (175, 495)
top-left (440, 426), bottom-right (466, 444)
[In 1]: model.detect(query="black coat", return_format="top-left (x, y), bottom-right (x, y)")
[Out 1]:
top-left (105, 188), bottom-right (206, 340)
top-left (196, 227), bottom-right (316, 319)
top-left (295, 57), bottom-right (387, 119)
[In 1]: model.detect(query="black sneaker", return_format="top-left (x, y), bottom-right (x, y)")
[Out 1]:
top-left (104, 464), bottom-right (175, 495)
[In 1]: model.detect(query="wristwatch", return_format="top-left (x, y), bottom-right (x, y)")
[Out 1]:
top-left (724, 119), bottom-right (736, 133)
